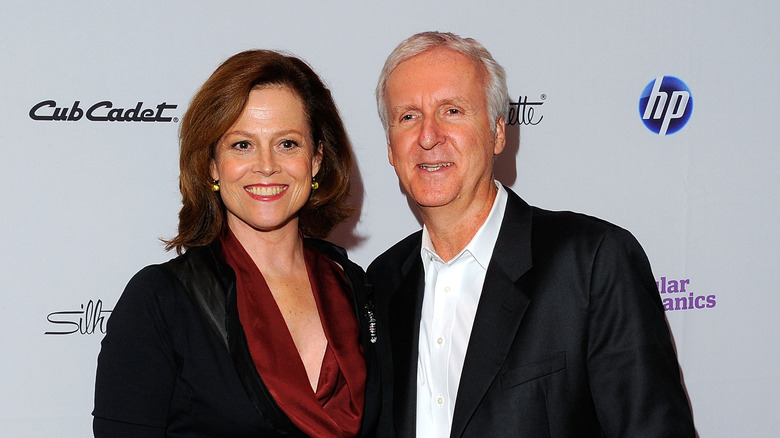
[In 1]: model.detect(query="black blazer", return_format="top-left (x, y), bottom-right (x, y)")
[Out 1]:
top-left (368, 187), bottom-right (695, 437)
top-left (94, 238), bottom-right (380, 437)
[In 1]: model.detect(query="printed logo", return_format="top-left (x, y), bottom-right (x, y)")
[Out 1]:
top-left (29, 100), bottom-right (178, 122)
top-left (45, 299), bottom-right (112, 335)
top-left (506, 94), bottom-right (545, 126)
top-left (656, 277), bottom-right (716, 311)
top-left (639, 76), bottom-right (693, 135)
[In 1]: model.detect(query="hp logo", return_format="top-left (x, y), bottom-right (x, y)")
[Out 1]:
top-left (639, 76), bottom-right (693, 135)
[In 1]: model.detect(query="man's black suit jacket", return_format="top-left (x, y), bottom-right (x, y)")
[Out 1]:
top-left (367, 187), bottom-right (695, 437)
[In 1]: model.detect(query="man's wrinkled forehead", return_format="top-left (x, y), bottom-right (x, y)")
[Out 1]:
top-left (385, 48), bottom-right (488, 110)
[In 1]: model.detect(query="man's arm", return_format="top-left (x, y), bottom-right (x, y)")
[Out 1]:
top-left (586, 227), bottom-right (696, 437)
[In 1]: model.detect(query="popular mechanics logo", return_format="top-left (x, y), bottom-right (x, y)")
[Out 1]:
top-left (45, 299), bottom-right (112, 335)
top-left (638, 76), bottom-right (693, 135)
top-left (656, 277), bottom-right (716, 312)
top-left (29, 100), bottom-right (178, 122)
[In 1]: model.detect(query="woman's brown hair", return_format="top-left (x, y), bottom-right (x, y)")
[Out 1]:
top-left (164, 50), bottom-right (353, 253)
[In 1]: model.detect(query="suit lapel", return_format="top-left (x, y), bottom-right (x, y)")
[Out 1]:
top-left (450, 188), bottom-right (535, 437)
top-left (388, 249), bottom-right (425, 438)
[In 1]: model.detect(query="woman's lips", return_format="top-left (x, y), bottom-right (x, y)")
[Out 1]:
top-left (245, 184), bottom-right (287, 199)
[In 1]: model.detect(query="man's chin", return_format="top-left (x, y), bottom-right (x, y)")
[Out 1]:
top-left (412, 195), bottom-right (455, 209)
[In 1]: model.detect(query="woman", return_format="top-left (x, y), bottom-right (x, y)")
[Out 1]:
top-left (93, 50), bottom-right (379, 437)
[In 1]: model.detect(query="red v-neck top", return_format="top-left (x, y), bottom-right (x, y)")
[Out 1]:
top-left (220, 229), bottom-right (366, 437)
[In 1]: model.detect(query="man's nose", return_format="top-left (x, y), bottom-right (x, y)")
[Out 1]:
top-left (418, 116), bottom-right (444, 150)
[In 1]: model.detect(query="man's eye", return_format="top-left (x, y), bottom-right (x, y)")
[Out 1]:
top-left (446, 108), bottom-right (460, 114)
top-left (401, 114), bottom-right (415, 121)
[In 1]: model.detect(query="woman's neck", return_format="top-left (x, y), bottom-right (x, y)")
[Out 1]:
top-left (225, 217), bottom-right (305, 275)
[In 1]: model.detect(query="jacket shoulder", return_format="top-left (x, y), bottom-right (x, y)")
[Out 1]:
top-left (367, 231), bottom-right (421, 277)
top-left (305, 237), bottom-right (350, 265)
top-left (526, 207), bottom-right (651, 283)
top-left (530, 207), bottom-right (634, 242)
top-left (305, 237), bottom-right (370, 297)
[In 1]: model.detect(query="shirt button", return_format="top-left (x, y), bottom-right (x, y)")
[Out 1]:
top-left (436, 337), bottom-right (444, 346)
top-left (436, 396), bottom-right (444, 405)
top-left (444, 286), bottom-right (451, 293)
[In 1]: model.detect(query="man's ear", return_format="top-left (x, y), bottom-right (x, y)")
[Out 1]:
top-left (387, 142), bottom-right (395, 167)
top-left (493, 116), bottom-right (506, 155)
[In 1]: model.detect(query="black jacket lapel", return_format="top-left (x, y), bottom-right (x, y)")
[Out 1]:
top-left (167, 243), bottom-right (301, 434)
top-left (450, 188), bottom-right (534, 437)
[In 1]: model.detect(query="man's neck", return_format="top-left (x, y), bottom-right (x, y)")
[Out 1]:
top-left (419, 182), bottom-right (498, 262)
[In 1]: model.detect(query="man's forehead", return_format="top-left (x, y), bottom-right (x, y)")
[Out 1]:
top-left (385, 48), bottom-right (487, 105)
top-left (393, 47), bottom-right (479, 75)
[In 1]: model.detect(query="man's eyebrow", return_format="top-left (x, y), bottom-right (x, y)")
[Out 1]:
top-left (390, 104), bottom-right (418, 115)
top-left (390, 97), bottom-right (471, 115)
top-left (438, 96), bottom-right (471, 107)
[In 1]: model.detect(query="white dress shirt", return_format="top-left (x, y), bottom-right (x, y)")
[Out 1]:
top-left (416, 182), bottom-right (508, 437)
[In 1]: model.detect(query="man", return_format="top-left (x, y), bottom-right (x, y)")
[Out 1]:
top-left (368, 31), bottom-right (696, 437)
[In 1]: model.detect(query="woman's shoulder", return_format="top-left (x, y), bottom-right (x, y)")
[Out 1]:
top-left (124, 261), bottom-right (181, 298)
top-left (304, 237), bottom-right (348, 260)
top-left (115, 258), bottom-right (188, 317)
top-left (119, 246), bottom-right (219, 309)
top-left (304, 238), bottom-right (365, 272)
top-left (305, 237), bottom-right (370, 296)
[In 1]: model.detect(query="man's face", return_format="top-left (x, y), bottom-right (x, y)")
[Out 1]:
top-left (384, 48), bottom-right (505, 213)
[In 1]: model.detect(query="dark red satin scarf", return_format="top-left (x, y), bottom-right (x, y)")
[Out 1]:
top-left (220, 229), bottom-right (365, 437)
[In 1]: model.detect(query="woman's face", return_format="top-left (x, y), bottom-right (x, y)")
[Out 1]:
top-left (210, 85), bottom-right (322, 237)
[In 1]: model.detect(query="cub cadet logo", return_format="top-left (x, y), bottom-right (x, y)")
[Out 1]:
top-left (638, 76), bottom-right (693, 135)
top-left (29, 100), bottom-right (178, 122)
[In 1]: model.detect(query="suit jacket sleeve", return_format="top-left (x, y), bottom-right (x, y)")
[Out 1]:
top-left (93, 266), bottom-right (178, 437)
top-left (586, 227), bottom-right (695, 437)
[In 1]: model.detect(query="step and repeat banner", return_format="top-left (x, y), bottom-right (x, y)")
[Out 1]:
top-left (2, 1), bottom-right (778, 436)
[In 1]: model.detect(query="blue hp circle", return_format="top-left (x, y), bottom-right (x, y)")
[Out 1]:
top-left (639, 76), bottom-right (693, 135)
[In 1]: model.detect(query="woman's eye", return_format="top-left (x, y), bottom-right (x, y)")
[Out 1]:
top-left (280, 140), bottom-right (299, 149)
top-left (232, 141), bottom-right (250, 150)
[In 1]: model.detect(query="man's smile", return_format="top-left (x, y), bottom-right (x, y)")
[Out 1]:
top-left (417, 162), bottom-right (453, 172)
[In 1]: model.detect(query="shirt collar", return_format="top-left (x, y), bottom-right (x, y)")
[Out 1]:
top-left (421, 181), bottom-right (508, 269)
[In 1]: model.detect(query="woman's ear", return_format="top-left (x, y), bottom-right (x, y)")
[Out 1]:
top-left (312, 141), bottom-right (324, 177)
top-left (209, 159), bottom-right (219, 181)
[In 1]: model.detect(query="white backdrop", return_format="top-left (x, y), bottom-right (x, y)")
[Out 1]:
top-left (2, 1), bottom-right (778, 436)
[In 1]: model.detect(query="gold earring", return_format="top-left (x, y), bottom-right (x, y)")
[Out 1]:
top-left (211, 180), bottom-right (220, 192)
top-left (311, 177), bottom-right (319, 190)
